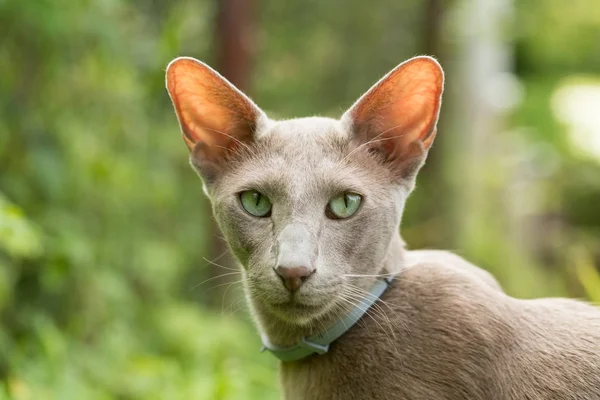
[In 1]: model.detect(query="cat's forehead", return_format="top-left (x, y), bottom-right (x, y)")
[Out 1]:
top-left (216, 116), bottom-right (390, 200)
top-left (254, 116), bottom-right (352, 172)
top-left (256, 117), bottom-right (349, 141)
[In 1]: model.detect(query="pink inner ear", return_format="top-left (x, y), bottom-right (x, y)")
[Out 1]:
top-left (166, 58), bottom-right (260, 152)
top-left (349, 57), bottom-right (444, 152)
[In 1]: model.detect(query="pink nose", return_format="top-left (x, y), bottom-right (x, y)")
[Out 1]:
top-left (274, 266), bottom-right (314, 292)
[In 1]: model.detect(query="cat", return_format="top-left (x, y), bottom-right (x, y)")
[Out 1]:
top-left (165, 56), bottom-right (600, 400)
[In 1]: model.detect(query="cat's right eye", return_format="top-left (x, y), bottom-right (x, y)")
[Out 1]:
top-left (326, 193), bottom-right (362, 219)
top-left (240, 190), bottom-right (272, 217)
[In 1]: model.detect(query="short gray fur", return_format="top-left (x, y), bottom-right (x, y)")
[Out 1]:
top-left (165, 56), bottom-right (600, 400)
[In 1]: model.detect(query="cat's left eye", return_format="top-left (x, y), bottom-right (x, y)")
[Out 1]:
top-left (240, 190), bottom-right (272, 217)
top-left (326, 193), bottom-right (362, 219)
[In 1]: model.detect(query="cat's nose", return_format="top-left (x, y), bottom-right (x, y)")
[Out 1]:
top-left (274, 266), bottom-right (314, 292)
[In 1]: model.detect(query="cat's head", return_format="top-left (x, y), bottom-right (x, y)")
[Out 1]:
top-left (166, 57), bottom-right (444, 326)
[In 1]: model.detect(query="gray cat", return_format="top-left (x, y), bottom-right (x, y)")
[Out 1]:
top-left (165, 56), bottom-right (600, 400)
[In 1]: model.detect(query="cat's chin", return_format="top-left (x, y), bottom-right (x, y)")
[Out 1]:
top-left (263, 298), bottom-right (335, 326)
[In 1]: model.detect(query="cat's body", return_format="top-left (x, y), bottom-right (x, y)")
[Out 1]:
top-left (283, 247), bottom-right (600, 400)
top-left (165, 56), bottom-right (600, 399)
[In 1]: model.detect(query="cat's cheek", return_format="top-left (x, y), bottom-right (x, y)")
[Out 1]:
top-left (227, 229), bottom-right (270, 269)
top-left (213, 203), bottom-right (272, 268)
top-left (342, 207), bottom-right (397, 274)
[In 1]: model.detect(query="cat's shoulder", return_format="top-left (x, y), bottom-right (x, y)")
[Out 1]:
top-left (402, 249), bottom-right (502, 291)
top-left (380, 255), bottom-right (517, 352)
top-left (384, 252), bottom-right (510, 323)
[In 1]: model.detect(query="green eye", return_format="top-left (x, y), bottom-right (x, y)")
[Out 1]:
top-left (327, 193), bottom-right (362, 219)
top-left (240, 190), bottom-right (272, 217)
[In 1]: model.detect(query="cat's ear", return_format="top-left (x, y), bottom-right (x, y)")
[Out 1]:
top-left (342, 56), bottom-right (444, 179)
top-left (166, 57), bottom-right (266, 182)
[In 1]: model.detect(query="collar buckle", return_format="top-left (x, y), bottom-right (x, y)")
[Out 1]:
top-left (299, 337), bottom-right (329, 355)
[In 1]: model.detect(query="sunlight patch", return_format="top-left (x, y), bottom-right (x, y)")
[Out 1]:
top-left (552, 79), bottom-right (600, 161)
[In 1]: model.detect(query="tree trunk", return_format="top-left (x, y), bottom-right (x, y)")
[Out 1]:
top-left (205, 0), bottom-right (257, 308)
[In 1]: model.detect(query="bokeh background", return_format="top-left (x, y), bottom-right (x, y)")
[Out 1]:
top-left (1, 0), bottom-right (600, 398)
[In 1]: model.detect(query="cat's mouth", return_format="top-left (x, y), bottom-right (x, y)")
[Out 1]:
top-left (248, 274), bottom-right (342, 323)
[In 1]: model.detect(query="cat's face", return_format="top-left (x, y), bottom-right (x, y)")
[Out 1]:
top-left (166, 57), bottom-right (444, 326)
top-left (208, 117), bottom-right (407, 324)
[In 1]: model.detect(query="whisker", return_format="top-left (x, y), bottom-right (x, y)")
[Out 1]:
top-left (205, 279), bottom-right (244, 292)
top-left (343, 283), bottom-right (406, 334)
top-left (348, 293), bottom-right (402, 335)
top-left (344, 283), bottom-right (398, 309)
top-left (224, 296), bottom-right (246, 315)
top-left (341, 288), bottom-right (401, 340)
top-left (344, 263), bottom-right (425, 285)
top-left (204, 248), bottom-right (230, 263)
top-left (190, 271), bottom-right (241, 290)
top-left (315, 320), bottom-right (328, 335)
top-left (202, 256), bottom-right (240, 272)
top-left (347, 284), bottom-right (408, 338)
top-left (343, 272), bottom-right (397, 278)
top-left (338, 291), bottom-right (394, 342)
top-left (221, 280), bottom-right (244, 314)
top-left (335, 295), bottom-right (369, 335)
top-left (340, 295), bottom-right (372, 332)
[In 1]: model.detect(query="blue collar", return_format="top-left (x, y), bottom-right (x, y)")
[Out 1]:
top-left (261, 275), bottom-right (394, 362)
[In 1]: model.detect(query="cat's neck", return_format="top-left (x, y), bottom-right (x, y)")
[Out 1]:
top-left (249, 235), bottom-right (408, 348)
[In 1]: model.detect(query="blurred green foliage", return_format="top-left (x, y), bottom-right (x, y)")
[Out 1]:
top-left (0, 0), bottom-right (278, 398)
top-left (0, 0), bottom-right (599, 398)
